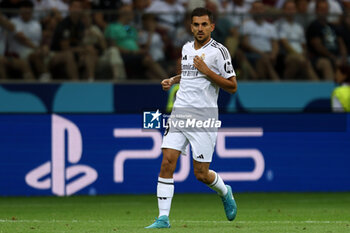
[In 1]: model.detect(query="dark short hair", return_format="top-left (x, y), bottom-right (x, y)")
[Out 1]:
top-left (20, 0), bottom-right (34, 8)
top-left (191, 7), bottom-right (214, 23)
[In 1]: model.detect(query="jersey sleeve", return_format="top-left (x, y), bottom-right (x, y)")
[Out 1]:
top-left (215, 46), bottom-right (236, 79)
top-left (181, 42), bottom-right (188, 61)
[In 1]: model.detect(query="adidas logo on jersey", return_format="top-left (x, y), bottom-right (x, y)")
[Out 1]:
top-left (182, 55), bottom-right (187, 60)
top-left (196, 154), bottom-right (204, 159)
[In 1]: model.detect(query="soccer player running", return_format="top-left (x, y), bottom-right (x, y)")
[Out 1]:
top-left (145, 7), bottom-right (238, 229)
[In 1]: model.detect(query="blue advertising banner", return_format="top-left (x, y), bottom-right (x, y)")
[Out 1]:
top-left (0, 113), bottom-right (349, 196)
top-left (0, 82), bottom-right (335, 113)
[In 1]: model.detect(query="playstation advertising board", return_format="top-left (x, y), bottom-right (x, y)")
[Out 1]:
top-left (0, 113), bottom-right (349, 196)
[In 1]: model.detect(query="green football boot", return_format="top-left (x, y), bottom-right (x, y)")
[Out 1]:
top-left (145, 215), bottom-right (171, 229)
top-left (221, 185), bottom-right (237, 221)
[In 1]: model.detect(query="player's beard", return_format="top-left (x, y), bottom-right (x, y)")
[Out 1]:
top-left (195, 33), bottom-right (210, 45)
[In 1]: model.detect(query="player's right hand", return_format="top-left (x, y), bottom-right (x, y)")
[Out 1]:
top-left (161, 78), bottom-right (173, 91)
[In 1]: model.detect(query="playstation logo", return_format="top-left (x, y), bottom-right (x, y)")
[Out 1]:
top-left (25, 114), bottom-right (98, 196)
top-left (143, 109), bottom-right (162, 129)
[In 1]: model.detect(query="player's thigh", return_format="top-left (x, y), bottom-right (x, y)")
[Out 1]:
top-left (161, 148), bottom-right (182, 165)
top-left (185, 131), bottom-right (217, 163)
top-left (161, 131), bottom-right (189, 156)
top-left (161, 131), bottom-right (188, 170)
top-left (160, 148), bottom-right (181, 175)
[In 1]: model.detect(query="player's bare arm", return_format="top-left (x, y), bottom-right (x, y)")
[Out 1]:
top-left (193, 56), bottom-right (237, 94)
top-left (161, 74), bottom-right (181, 91)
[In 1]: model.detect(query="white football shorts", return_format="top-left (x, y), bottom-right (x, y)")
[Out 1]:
top-left (161, 130), bottom-right (217, 163)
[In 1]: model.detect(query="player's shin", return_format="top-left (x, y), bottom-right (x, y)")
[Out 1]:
top-left (157, 177), bottom-right (174, 217)
top-left (207, 170), bottom-right (228, 196)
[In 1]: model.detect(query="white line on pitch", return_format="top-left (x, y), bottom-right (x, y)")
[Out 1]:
top-left (0, 219), bottom-right (87, 223)
top-left (1, 219), bottom-right (349, 224)
top-left (173, 220), bottom-right (350, 224)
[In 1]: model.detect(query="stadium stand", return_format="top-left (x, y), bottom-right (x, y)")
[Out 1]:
top-left (0, 0), bottom-right (348, 81)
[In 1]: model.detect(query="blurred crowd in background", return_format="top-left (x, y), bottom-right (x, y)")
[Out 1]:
top-left (0, 0), bottom-right (350, 82)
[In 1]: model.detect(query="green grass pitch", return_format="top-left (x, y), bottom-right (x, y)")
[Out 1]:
top-left (0, 192), bottom-right (350, 233)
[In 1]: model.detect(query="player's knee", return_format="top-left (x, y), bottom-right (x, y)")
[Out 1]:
top-left (160, 157), bottom-right (176, 174)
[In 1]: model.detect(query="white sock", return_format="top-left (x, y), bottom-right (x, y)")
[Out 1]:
top-left (157, 177), bottom-right (174, 217)
top-left (208, 170), bottom-right (228, 196)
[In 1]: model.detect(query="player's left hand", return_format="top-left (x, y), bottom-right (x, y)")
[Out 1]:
top-left (193, 56), bottom-right (210, 75)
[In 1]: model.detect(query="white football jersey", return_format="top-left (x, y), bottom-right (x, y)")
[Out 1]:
top-left (174, 38), bottom-right (236, 108)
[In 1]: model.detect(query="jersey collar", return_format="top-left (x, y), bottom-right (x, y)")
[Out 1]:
top-left (193, 38), bottom-right (213, 50)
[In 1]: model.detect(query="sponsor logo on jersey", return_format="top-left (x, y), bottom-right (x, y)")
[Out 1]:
top-left (224, 61), bottom-right (234, 74)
